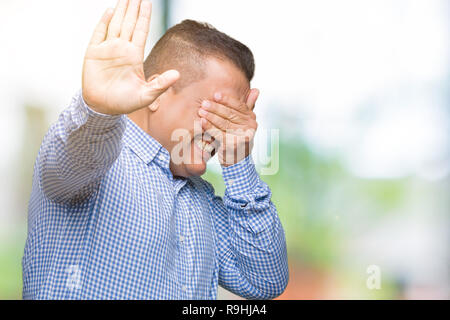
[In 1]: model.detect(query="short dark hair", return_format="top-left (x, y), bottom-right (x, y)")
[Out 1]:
top-left (144, 20), bottom-right (255, 91)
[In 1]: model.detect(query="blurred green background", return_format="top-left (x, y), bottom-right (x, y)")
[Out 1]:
top-left (0, 0), bottom-right (449, 299)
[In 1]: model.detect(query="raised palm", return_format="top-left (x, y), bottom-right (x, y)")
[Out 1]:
top-left (82, 0), bottom-right (179, 115)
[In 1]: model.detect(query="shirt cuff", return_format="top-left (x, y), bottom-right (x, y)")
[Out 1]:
top-left (76, 90), bottom-right (124, 129)
top-left (222, 156), bottom-right (259, 199)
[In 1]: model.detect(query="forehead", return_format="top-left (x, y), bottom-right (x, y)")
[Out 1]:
top-left (183, 57), bottom-right (250, 102)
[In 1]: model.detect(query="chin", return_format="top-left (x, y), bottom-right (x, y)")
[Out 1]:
top-left (173, 135), bottom-right (217, 178)
top-left (184, 162), bottom-right (208, 177)
top-left (183, 135), bottom-right (218, 177)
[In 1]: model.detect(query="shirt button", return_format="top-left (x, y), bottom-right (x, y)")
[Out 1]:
top-left (179, 235), bottom-right (185, 243)
top-left (158, 154), bottom-right (165, 162)
top-left (182, 285), bottom-right (187, 292)
top-left (229, 179), bottom-right (235, 186)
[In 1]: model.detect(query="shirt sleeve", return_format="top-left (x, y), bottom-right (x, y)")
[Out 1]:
top-left (205, 156), bottom-right (289, 300)
top-left (38, 90), bottom-right (126, 204)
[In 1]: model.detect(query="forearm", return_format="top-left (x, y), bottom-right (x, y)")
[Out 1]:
top-left (218, 156), bottom-right (289, 299)
top-left (39, 0), bottom-right (177, 204)
top-left (39, 90), bottom-right (126, 203)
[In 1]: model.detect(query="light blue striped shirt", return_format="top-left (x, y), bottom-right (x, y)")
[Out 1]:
top-left (22, 91), bottom-right (289, 299)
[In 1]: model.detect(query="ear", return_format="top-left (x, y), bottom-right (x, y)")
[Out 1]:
top-left (149, 97), bottom-right (160, 112)
top-left (146, 74), bottom-right (161, 112)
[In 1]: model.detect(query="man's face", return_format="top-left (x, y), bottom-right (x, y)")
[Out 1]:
top-left (150, 57), bottom-right (250, 177)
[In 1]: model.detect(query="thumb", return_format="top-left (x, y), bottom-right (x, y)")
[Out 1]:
top-left (140, 70), bottom-right (180, 107)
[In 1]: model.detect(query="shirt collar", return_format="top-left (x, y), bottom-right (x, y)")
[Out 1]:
top-left (123, 116), bottom-right (168, 166)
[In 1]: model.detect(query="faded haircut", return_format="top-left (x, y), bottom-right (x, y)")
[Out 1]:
top-left (143, 19), bottom-right (255, 92)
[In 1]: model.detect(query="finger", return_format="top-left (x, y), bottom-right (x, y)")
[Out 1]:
top-left (140, 69), bottom-right (180, 106)
top-left (120, 0), bottom-right (141, 41)
top-left (202, 121), bottom-right (240, 163)
top-left (89, 8), bottom-right (114, 45)
top-left (132, 0), bottom-right (152, 48)
top-left (201, 100), bottom-right (247, 125)
top-left (213, 92), bottom-right (247, 112)
top-left (246, 88), bottom-right (260, 111)
top-left (107, 0), bottom-right (129, 40)
top-left (198, 108), bottom-right (232, 132)
top-left (202, 120), bottom-right (225, 143)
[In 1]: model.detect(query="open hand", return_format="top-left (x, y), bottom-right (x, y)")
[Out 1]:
top-left (82, 0), bottom-right (179, 115)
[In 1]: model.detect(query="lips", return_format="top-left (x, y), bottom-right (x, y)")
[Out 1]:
top-left (193, 133), bottom-right (218, 157)
top-left (195, 139), bottom-right (214, 153)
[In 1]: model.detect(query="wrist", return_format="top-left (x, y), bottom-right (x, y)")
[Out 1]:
top-left (219, 149), bottom-right (251, 168)
top-left (81, 90), bottom-right (120, 116)
top-left (79, 92), bottom-right (123, 124)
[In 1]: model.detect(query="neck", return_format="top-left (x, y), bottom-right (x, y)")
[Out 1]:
top-left (127, 108), bottom-right (168, 151)
top-left (128, 109), bottom-right (187, 178)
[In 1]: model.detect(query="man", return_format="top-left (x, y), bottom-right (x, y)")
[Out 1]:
top-left (23, 0), bottom-right (288, 299)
